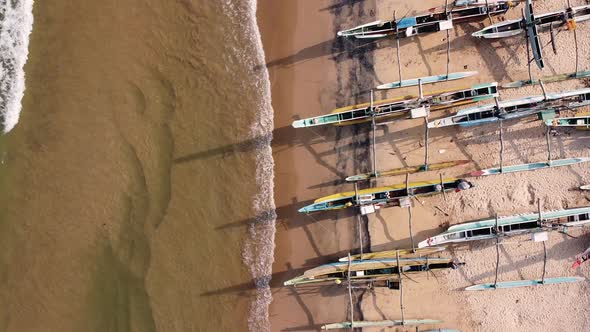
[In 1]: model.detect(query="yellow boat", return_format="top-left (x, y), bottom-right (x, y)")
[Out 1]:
top-left (299, 178), bottom-right (473, 213)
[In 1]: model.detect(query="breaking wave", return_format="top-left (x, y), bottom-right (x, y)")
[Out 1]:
top-left (0, 0), bottom-right (34, 133)
top-left (221, 0), bottom-right (276, 331)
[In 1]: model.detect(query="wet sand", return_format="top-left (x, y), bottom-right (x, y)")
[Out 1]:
top-left (258, 0), bottom-right (377, 330)
top-left (261, 0), bottom-right (590, 331)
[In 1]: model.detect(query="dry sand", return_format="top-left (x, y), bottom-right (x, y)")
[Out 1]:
top-left (260, 0), bottom-right (590, 331)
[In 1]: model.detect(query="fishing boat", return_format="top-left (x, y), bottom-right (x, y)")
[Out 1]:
top-left (292, 82), bottom-right (497, 128)
top-left (346, 160), bottom-right (469, 182)
top-left (502, 70), bottom-right (590, 89)
top-left (428, 87), bottom-right (590, 128)
top-left (322, 319), bottom-right (442, 330)
top-left (298, 178), bottom-right (473, 214)
top-left (472, 4), bottom-right (590, 39)
top-left (337, 2), bottom-right (513, 39)
top-left (473, 1), bottom-right (590, 69)
top-left (545, 113), bottom-right (590, 129)
top-left (572, 246), bottom-right (590, 268)
top-left (376, 72), bottom-right (478, 90)
top-left (470, 157), bottom-right (590, 177)
top-left (418, 206), bottom-right (590, 247)
top-left (284, 257), bottom-right (460, 286)
top-left (339, 247), bottom-right (446, 261)
top-left (465, 277), bottom-right (584, 290)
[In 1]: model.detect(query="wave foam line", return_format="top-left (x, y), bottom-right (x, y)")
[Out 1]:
top-left (222, 0), bottom-right (276, 331)
top-left (0, 0), bottom-right (34, 133)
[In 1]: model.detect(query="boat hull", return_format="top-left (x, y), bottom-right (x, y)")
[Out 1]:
top-left (298, 178), bottom-right (473, 213)
top-left (377, 72), bottom-right (478, 90)
top-left (428, 87), bottom-right (590, 128)
top-left (292, 83), bottom-right (498, 128)
top-left (322, 319), bottom-right (442, 330)
top-left (545, 115), bottom-right (590, 128)
top-left (339, 247), bottom-right (446, 261)
top-left (419, 206), bottom-right (590, 248)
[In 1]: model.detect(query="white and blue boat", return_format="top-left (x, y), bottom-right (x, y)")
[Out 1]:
top-left (428, 88), bottom-right (590, 128)
top-left (419, 206), bottom-right (590, 248)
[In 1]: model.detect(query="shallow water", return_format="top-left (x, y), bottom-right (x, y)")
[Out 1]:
top-left (0, 0), bottom-right (274, 331)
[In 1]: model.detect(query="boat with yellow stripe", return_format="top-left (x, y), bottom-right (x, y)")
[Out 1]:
top-left (284, 256), bottom-right (460, 286)
top-left (298, 178), bottom-right (473, 213)
top-left (291, 83), bottom-right (498, 128)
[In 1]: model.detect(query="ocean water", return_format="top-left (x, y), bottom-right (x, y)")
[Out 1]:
top-left (0, 0), bottom-right (275, 331)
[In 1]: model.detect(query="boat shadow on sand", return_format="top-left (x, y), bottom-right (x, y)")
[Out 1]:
top-left (173, 114), bottom-right (587, 190)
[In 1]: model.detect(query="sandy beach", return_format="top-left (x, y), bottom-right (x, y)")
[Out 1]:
top-left (260, 0), bottom-right (590, 331)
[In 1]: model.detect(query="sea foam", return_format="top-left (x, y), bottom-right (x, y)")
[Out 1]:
top-left (221, 0), bottom-right (276, 331)
top-left (0, 0), bottom-right (34, 133)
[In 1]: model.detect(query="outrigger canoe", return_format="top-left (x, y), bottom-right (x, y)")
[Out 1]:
top-left (298, 178), bottom-right (473, 213)
top-left (545, 114), bottom-right (590, 129)
top-left (337, 2), bottom-right (513, 39)
top-left (376, 72), bottom-right (478, 90)
top-left (292, 82), bottom-right (497, 128)
top-left (339, 247), bottom-right (446, 261)
top-left (284, 257), bottom-right (459, 286)
top-left (470, 157), bottom-right (590, 177)
top-left (419, 206), bottom-right (590, 247)
top-left (346, 160), bottom-right (469, 182)
top-left (322, 319), bottom-right (442, 330)
top-left (428, 87), bottom-right (590, 128)
top-left (472, 4), bottom-right (590, 39)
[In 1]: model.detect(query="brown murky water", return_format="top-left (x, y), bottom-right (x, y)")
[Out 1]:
top-left (0, 1), bottom-right (275, 331)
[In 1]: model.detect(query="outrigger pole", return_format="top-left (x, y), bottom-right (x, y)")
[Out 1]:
top-left (466, 199), bottom-right (586, 291)
top-left (522, 7), bottom-right (534, 83)
top-left (346, 253), bottom-right (354, 330)
top-left (394, 11), bottom-right (402, 82)
top-left (396, 250), bottom-right (406, 325)
top-left (370, 89), bottom-right (377, 178)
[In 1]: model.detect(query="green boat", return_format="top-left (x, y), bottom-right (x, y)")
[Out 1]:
top-left (322, 319), bottom-right (442, 330)
top-left (292, 83), bottom-right (497, 128)
top-left (502, 70), bottom-right (590, 89)
top-left (545, 114), bottom-right (590, 128)
top-left (465, 277), bottom-right (585, 291)
top-left (470, 157), bottom-right (590, 177)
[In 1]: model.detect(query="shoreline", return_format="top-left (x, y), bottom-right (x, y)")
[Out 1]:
top-left (258, 0), bottom-right (378, 330)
